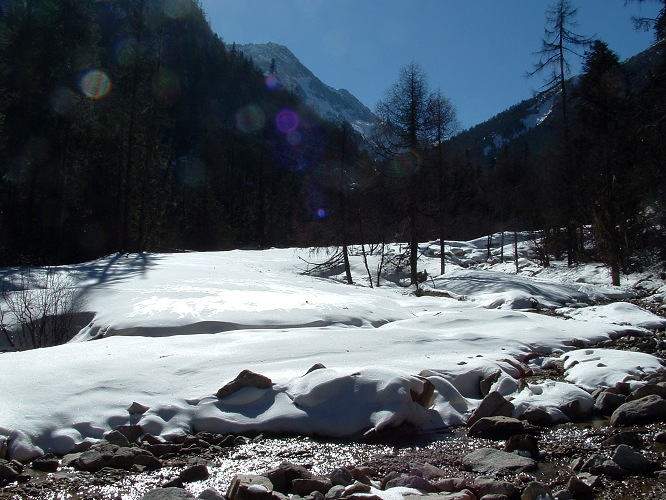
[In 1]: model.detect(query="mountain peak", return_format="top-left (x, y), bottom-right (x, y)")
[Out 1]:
top-left (237, 42), bottom-right (376, 135)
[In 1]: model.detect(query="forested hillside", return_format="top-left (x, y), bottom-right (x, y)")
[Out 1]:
top-left (0, 0), bottom-right (373, 264)
top-left (1, 0), bottom-right (665, 281)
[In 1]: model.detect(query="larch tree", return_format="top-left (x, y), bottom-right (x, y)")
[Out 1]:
top-left (528, 0), bottom-right (592, 266)
top-left (374, 62), bottom-right (432, 286)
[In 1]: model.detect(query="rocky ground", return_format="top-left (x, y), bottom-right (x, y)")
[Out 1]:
top-left (2, 330), bottom-right (666, 499)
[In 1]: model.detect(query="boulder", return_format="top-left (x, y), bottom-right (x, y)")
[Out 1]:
top-left (472, 476), bottom-right (518, 497)
top-left (521, 481), bottom-right (553, 500)
top-left (292, 477), bottom-right (333, 496)
top-left (216, 370), bottom-right (273, 398)
top-left (610, 394), bottom-right (666, 426)
top-left (504, 434), bottom-right (540, 459)
top-left (520, 407), bottom-right (555, 427)
top-left (128, 401), bottom-right (150, 415)
top-left (0, 436), bottom-right (7, 460)
top-left (104, 430), bottom-right (131, 447)
top-left (115, 424), bottom-right (144, 443)
top-left (411, 378), bottom-right (436, 407)
top-left (480, 370), bottom-right (502, 397)
top-left (385, 475), bottom-right (439, 492)
top-left (72, 443), bottom-right (159, 472)
top-left (180, 461), bottom-right (210, 482)
top-left (462, 448), bottom-right (537, 475)
top-left (565, 476), bottom-right (594, 497)
top-left (0, 459), bottom-right (21, 481)
top-left (467, 392), bottom-right (514, 427)
top-left (31, 453), bottom-right (60, 472)
top-left (227, 474), bottom-right (275, 500)
top-left (198, 488), bottom-right (226, 500)
top-left (468, 416), bottom-right (526, 440)
top-left (140, 488), bottom-right (194, 500)
top-left (594, 391), bottom-right (626, 416)
top-left (601, 431), bottom-right (643, 448)
top-left (626, 383), bottom-right (666, 402)
top-left (329, 467), bottom-right (353, 486)
top-left (611, 444), bottom-right (660, 474)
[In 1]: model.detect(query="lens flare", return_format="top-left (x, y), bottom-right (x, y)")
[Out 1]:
top-left (286, 131), bottom-right (302, 146)
top-left (79, 69), bottom-right (112, 99)
top-left (317, 208), bottom-right (327, 218)
top-left (235, 104), bottom-right (266, 133)
top-left (275, 109), bottom-right (300, 133)
top-left (265, 74), bottom-right (280, 90)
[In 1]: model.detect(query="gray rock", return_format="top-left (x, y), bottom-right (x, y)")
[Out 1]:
top-left (180, 462), bottom-right (210, 482)
top-left (342, 482), bottom-right (371, 495)
top-left (626, 383), bottom-right (666, 402)
top-left (385, 475), bottom-right (439, 492)
top-left (565, 476), bottom-right (594, 497)
top-left (468, 416), bottom-right (526, 440)
top-left (520, 407), bottom-right (555, 427)
top-left (504, 434), bottom-right (539, 459)
top-left (521, 481), bottom-right (553, 500)
top-left (610, 394), bottom-right (666, 426)
top-left (594, 391), bottom-right (627, 416)
top-left (480, 370), bottom-right (502, 397)
top-left (198, 488), bottom-right (226, 500)
top-left (324, 485), bottom-right (346, 500)
top-left (473, 476), bottom-right (518, 497)
top-left (115, 424), bottom-right (144, 443)
top-left (433, 477), bottom-right (470, 492)
top-left (0, 436), bottom-right (7, 460)
top-left (611, 444), bottom-right (659, 474)
top-left (601, 431), bottom-right (643, 448)
top-left (141, 488), bottom-right (195, 500)
top-left (552, 490), bottom-right (572, 500)
top-left (467, 392), bottom-right (514, 427)
top-left (404, 492), bottom-right (476, 500)
top-left (227, 474), bottom-right (275, 500)
top-left (104, 430), bottom-right (131, 447)
top-left (216, 370), bottom-right (273, 398)
top-left (462, 448), bottom-right (537, 475)
top-left (0, 460), bottom-right (21, 481)
top-left (128, 401), bottom-right (150, 414)
top-left (264, 461), bottom-right (314, 493)
top-left (409, 462), bottom-right (448, 480)
top-left (329, 467), bottom-right (353, 486)
top-left (31, 453), bottom-right (60, 472)
top-left (292, 478), bottom-right (332, 496)
top-left (72, 443), bottom-right (158, 472)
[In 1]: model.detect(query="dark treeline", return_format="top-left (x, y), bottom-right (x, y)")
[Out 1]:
top-left (1, 0), bottom-right (665, 284)
top-left (0, 0), bottom-right (377, 264)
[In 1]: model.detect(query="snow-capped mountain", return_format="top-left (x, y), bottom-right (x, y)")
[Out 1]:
top-left (238, 42), bottom-right (376, 136)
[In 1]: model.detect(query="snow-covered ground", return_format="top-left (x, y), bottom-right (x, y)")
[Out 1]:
top-left (1, 234), bottom-right (665, 463)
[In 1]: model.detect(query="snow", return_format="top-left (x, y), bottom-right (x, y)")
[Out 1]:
top-left (1, 236), bottom-right (665, 462)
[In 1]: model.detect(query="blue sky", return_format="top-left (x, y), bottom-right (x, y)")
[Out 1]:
top-left (198, 1), bottom-right (661, 130)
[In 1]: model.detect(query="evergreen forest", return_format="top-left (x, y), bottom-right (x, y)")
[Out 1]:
top-left (0, 0), bottom-right (665, 285)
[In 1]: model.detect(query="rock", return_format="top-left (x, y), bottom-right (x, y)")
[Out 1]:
top-left (134, 453), bottom-right (162, 470)
top-left (520, 407), bottom-right (555, 427)
top-left (433, 477), bottom-right (470, 492)
top-left (521, 481), bottom-right (553, 500)
top-left (128, 401), bottom-right (150, 414)
top-left (410, 462), bottom-right (448, 480)
top-left (115, 424), bottom-right (144, 443)
top-left (350, 467), bottom-right (372, 485)
top-left (329, 467), bottom-right (353, 486)
top-left (565, 476), bottom-right (594, 497)
top-left (31, 453), bottom-right (60, 472)
top-left (140, 488), bottom-right (194, 499)
top-left (594, 391), bottom-right (627, 416)
top-left (467, 416), bottom-right (527, 440)
top-left (467, 392), bottom-right (514, 427)
top-left (198, 488), bottom-right (226, 500)
top-left (385, 475), bottom-right (439, 492)
top-left (411, 378), bottom-right (436, 407)
top-left (0, 460), bottom-right (21, 481)
top-left (462, 448), bottom-right (537, 475)
top-left (611, 444), bottom-right (659, 474)
top-left (104, 430), bottom-right (131, 447)
top-left (292, 478), bottom-right (332, 496)
top-left (480, 370), bottom-right (502, 397)
top-left (343, 482), bottom-right (371, 496)
top-left (601, 431), bottom-right (643, 448)
top-left (504, 434), bottom-right (540, 459)
top-left (404, 492), bottom-right (476, 500)
top-left (227, 474), bottom-right (275, 500)
top-left (146, 443), bottom-right (182, 457)
top-left (610, 394), bottom-right (666, 426)
top-left (552, 490), bottom-right (572, 500)
top-left (0, 436), bottom-right (7, 460)
top-left (180, 462), bottom-right (210, 482)
top-left (626, 384), bottom-right (666, 402)
top-left (472, 476), bottom-right (518, 497)
top-left (216, 370), bottom-right (273, 398)
top-left (325, 485), bottom-right (346, 500)
top-left (306, 363), bottom-right (326, 374)
top-left (72, 443), bottom-right (159, 472)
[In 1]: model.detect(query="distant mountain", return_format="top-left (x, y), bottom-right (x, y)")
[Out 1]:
top-left (451, 43), bottom-right (663, 165)
top-left (237, 43), bottom-right (376, 136)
